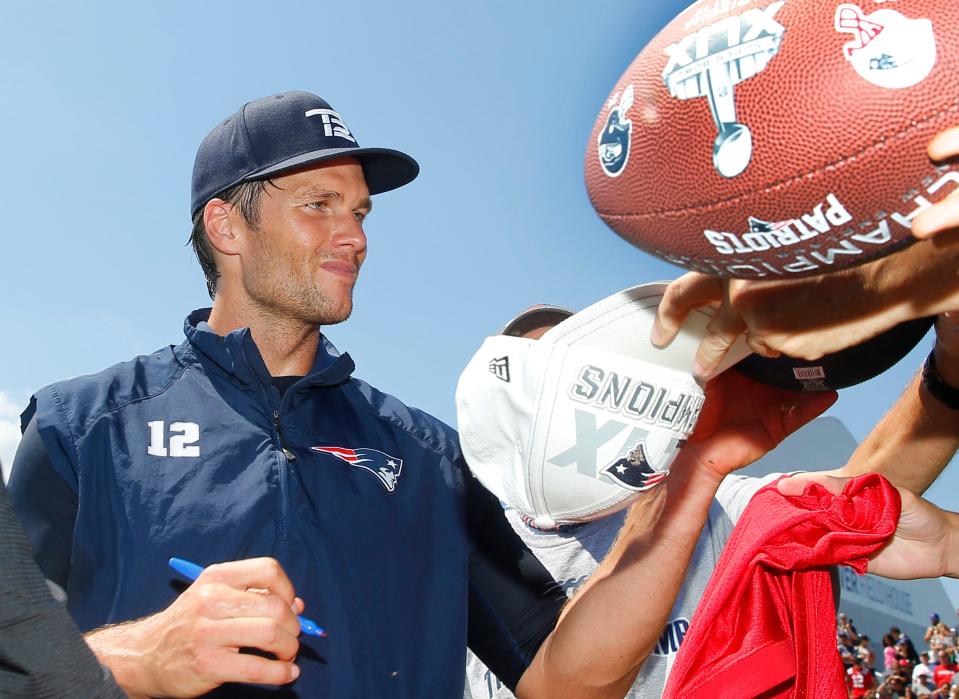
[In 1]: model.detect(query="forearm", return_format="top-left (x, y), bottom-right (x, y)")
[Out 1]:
top-left (850, 233), bottom-right (959, 322)
top-left (517, 461), bottom-right (723, 698)
top-left (947, 511), bottom-right (959, 578)
top-left (728, 233), bottom-right (959, 360)
top-left (83, 558), bottom-right (302, 698)
top-left (85, 622), bottom-right (155, 699)
top-left (839, 369), bottom-right (959, 495)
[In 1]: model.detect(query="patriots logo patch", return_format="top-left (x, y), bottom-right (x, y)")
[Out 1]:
top-left (600, 443), bottom-right (668, 492)
top-left (310, 446), bottom-right (404, 493)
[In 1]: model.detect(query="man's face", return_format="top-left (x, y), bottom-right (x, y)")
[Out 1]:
top-left (235, 157), bottom-right (371, 325)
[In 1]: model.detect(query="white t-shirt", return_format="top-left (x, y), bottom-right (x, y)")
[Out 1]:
top-left (464, 473), bottom-right (782, 699)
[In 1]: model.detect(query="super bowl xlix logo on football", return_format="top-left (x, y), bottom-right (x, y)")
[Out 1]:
top-left (661, 0), bottom-right (786, 179)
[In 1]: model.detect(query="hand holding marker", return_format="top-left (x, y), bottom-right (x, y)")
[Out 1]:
top-left (168, 557), bottom-right (326, 637)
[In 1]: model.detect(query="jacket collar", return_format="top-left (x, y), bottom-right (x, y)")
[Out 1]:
top-left (183, 308), bottom-right (355, 388)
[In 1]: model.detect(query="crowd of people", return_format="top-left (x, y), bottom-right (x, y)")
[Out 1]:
top-left (840, 611), bottom-right (959, 698)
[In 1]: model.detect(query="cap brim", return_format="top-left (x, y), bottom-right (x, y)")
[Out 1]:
top-left (247, 146), bottom-right (419, 195)
top-left (502, 305), bottom-right (574, 337)
top-left (540, 282), bottom-right (753, 378)
top-left (734, 315), bottom-right (934, 392)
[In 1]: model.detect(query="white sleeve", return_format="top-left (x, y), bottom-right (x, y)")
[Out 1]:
top-left (714, 472), bottom-right (787, 525)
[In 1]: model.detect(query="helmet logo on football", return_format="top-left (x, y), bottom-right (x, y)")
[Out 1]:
top-left (835, 5), bottom-right (937, 90)
top-left (662, 1), bottom-right (786, 179)
top-left (598, 85), bottom-right (634, 178)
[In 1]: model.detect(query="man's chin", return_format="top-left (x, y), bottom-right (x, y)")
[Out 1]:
top-left (319, 306), bottom-right (352, 326)
top-left (310, 296), bottom-right (353, 326)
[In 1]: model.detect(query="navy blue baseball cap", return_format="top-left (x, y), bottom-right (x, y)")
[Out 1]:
top-left (191, 90), bottom-right (419, 218)
top-left (734, 315), bottom-right (934, 392)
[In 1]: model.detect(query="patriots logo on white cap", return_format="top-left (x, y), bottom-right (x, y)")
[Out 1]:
top-left (600, 443), bottom-right (668, 492)
top-left (311, 446), bottom-right (403, 492)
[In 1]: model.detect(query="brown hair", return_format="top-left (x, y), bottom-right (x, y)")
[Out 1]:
top-left (189, 179), bottom-right (275, 298)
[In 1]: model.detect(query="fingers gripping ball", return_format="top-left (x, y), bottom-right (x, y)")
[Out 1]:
top-left (585, 0), bottom-right (959, 279)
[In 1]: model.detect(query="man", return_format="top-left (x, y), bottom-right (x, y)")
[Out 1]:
top-left (847, 657), bottom-right (877, 699)
top-left (917, 653), bottom-right (935, 686)
top-left (839, 613), bottom-right (860, 644)
top-left (464, 303), bottom-right (959, 699)
top-left (929, 615), bottom-right (954, 646)
top-left (915, 670), bottom-right (935, 697)
top-left (4, 91), bottom-right (827, 699)
top-left (462, 308), bottom-right (837, 697)
top-left (839, 631), bottom-right (858, 669)
top-left (878, 672), bottom-right (911, 699)
top-left (934, 653), bottom-right (957, 689)
top-left (10, 90), bottom-right (646, 698)
top-left (0, 474), bottom-right (125, 698)
top-left (858, 635), bottom-right (876, 672)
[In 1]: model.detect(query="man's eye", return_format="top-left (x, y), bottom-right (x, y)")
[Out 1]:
top-left (306, 201), bottom-right (328, 210)
top-left (354, 211), bottom-right (367, 222)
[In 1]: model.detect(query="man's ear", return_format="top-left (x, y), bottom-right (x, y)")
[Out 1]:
top-left (203, 198), bottom-right (241, 256)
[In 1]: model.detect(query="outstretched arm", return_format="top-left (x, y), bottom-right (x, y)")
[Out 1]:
top-left (838, 314), bottom-right (959, 494)
top-left (515, 372), bottom-right (836, 699)
top-left (651, 234), bottom-right (959, 380)
top-left (778, 473), bottom-right (959, 581)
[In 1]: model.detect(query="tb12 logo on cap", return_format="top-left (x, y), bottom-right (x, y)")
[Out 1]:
top-left (306, 108), bottom-right (357, 143)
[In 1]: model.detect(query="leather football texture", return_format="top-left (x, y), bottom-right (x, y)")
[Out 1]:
top-left (585, 0), bottom-right (959, 279)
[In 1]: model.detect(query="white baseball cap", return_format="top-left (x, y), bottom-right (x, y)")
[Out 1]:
top-left (455, 282), bottom-right (752, 528)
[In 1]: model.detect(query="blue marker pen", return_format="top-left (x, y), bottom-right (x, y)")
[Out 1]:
top-left (168, 557), bottom-right (326, 638)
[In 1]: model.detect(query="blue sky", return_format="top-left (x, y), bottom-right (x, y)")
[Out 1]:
top-left (0, 1), bottom-right (956, 604)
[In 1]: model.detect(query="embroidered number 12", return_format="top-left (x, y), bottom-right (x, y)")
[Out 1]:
top-left (147, 421), bottom-right (200, 457)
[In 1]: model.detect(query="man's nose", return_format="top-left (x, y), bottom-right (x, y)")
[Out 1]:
top-left (332, 214), bottom-right (367, 251)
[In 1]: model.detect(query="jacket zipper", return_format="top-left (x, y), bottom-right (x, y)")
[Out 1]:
top-left (273, 410), bottom-right (297, 462)
top-left (273, 409), bottom-right (296, 543)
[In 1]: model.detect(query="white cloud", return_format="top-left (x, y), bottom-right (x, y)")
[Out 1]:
top-left (0, 391), bottom-right (25, 483)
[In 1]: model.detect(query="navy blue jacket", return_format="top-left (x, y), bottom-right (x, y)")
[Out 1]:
top-left (12, 310), bottom-right (564, 697)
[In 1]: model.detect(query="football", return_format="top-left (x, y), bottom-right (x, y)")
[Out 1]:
top-left (585, 0), bottom-right (959, 279)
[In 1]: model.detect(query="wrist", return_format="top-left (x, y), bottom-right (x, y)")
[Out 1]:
top-left (656, 455), bottom-right (725, 530)
top-left (933, 342), bottom-right (959, 389)
top-left (670, 446), bottom-right (729, 493)
top-left (85, 620), bottom-right (158, 698)
top-left (947, 512), bottom-right (959, 578)
top-left (922, 350), bottom-right (959, 409)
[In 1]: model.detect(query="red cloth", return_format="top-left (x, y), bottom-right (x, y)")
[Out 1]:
top-left (934, 666), bottom-right (956, 688)
top-left (846, 666), bottom-right (875, 698)
top-left (663, 473), bottom-right (900, 699)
